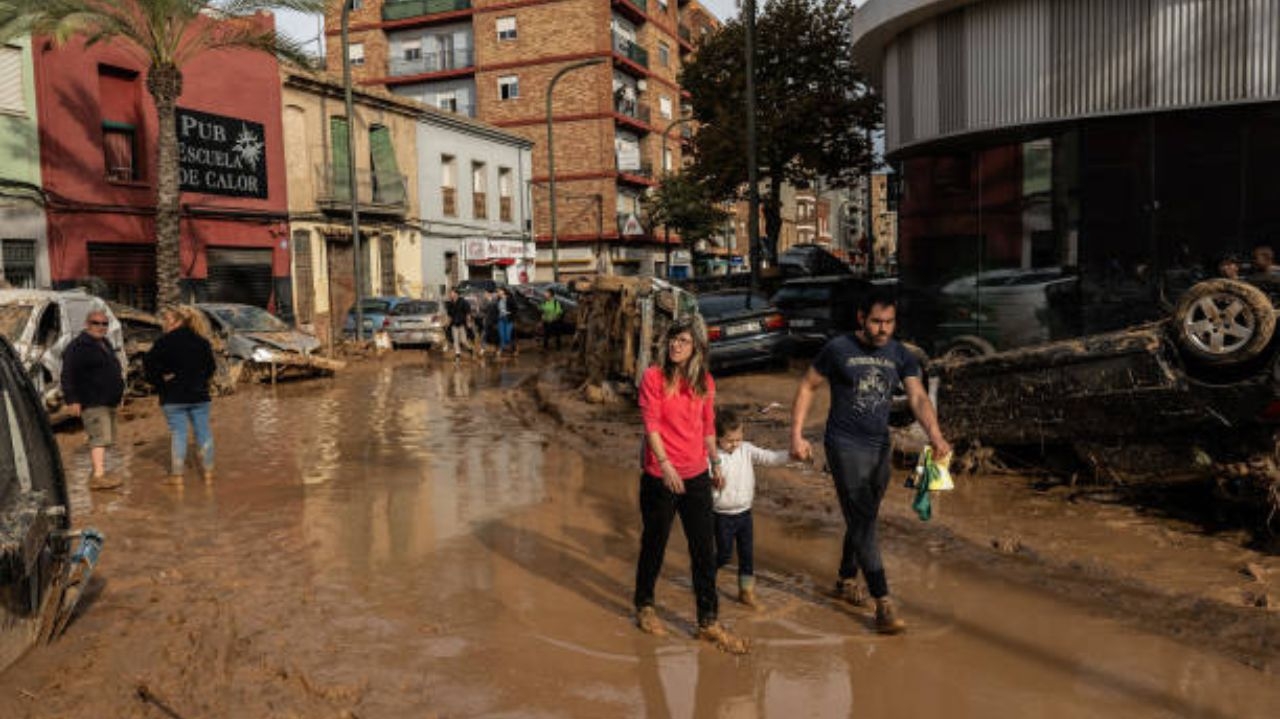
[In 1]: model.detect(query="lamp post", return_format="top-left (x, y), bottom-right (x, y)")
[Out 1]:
top-left (341, 0), bottom-right (364, 341)
top-left (547, 58), bottom-right (605, 283)
top-left (660, 116), bottom-right (696, 279)
top-left (744, 0), bottom-right (760, 305)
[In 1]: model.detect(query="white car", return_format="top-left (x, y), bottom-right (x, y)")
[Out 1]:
top-left (0, 289), bottom-right (127, 415)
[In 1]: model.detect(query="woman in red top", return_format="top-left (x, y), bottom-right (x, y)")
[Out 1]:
top-left (633, 321), bottom-right (747, 653)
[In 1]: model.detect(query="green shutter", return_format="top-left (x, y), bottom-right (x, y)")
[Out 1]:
top-left (368, 126), bottom-right (406, 205)
top-left (330, 116), bottom-right (352, 202)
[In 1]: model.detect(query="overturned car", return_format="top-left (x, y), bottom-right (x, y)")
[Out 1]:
top-left (195, 303), bottom-right (344, 382)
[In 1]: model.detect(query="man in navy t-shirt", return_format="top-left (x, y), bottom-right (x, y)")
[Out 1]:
top-left (789, 286), bottom-right (951, 634)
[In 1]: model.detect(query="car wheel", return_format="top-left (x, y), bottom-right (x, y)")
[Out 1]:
top-left (941, 335), bottom-right (996, 360)
top-left (1173, 279), bottom-right (1275, 365)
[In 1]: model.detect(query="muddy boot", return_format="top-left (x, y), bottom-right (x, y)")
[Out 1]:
top-left (88, 472), bottom-right (122, 491)
top-left (836, 578), bottom-right (868, 607)
top-left (738, 576), bottom-right (762, 610)
top-left (164, 471), bottom-right (184, 487)
top-left (874, 598), bottom-right (907, 635)
top-left (202, 467), bottom-right (215, 484)
top-left (635, 606), bottom-right (668, 637)
top-left (697, 622), bottom-right (750, 655)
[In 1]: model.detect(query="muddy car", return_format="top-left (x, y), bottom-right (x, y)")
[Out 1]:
top-left (0, 290), bottom-right (128, 417)
top-left (932, 278), bottom-right (1280, 514)
top-left (385, 300), bottom-right (446, 349)
top-left (196, 303), bottom-right (343, 380)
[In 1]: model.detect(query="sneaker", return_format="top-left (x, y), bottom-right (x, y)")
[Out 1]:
top-left (635, 606), bottom-right (668, 637)
top-left (88, 472), bottom-right (122, 491)
top-left (836, 578), bottom-right (869, 607)
top-left (874, 598), bottom-right (907, 635)
top-left (697, 622), bottom-right (750, 655)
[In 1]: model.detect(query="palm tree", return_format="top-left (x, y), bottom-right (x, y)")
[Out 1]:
top-left (0, 0), bottom-right (326, 307)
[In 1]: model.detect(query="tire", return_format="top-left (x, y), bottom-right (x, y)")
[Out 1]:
top-left (940, 335), bottom-right (997, 360)
top-left (1173, 279), bottom-right (1275, 366)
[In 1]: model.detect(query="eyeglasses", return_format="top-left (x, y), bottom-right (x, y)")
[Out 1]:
top-left (88, 320), bottom-right (109, 327)
top-left (669, 336), bottom-right (694, 346)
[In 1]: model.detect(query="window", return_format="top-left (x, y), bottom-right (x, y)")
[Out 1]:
top-left (498, 167), bottom-right (513, 222)
top-left (103, 123), bottom-right (138, 182)
top-left (498, 75), bottom-right (519, 100)
top-left (379, 235), bottom-right (396, 295)
top-left (402, 39), bottom-right (421, 62)
top-left (659, 96), bottom-right (672, 120)
top-left (99, 65), bottom-right (142, 183)
top-left (658, 0), bottom-right (668, 11)
top-left (472, 162), bottom-right (487, 219)
top-left (437, 92), bottom-right (457, 112)
top-left (658, 41), bottom-right (670, 67)
top-left (497, 16), bottom-right (517, 41)
top-left (347, 0), bottom-right (363, 9)
top-left (1, 240), bottom-right (36, 289)
top-left (441, 154), bottom-right (457, 217)
top-left (348, 42), bottom-right (364, 67)
top-left (0, 46), bottom-right (25, 115)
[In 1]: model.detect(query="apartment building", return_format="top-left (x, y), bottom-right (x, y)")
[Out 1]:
top-left (0, 38), bottom-right (45, 289)
top-left (326, 0), bottom-right (718, 279)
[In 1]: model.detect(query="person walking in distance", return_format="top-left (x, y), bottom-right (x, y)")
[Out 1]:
top-left (444, 288), bottom-right (472, 360)
top-left (145, 306), bottom-right (217, 486)
top-left (539, 289), bottom-right (564, 352)
top-left (633, 321), bottom-right (748, 654)
top-left (790, 287), bottom-right (951, 634)
top-left (496, 287), bottom-right (515, 357)
top-left (60, 307), bottom-right (125, 490)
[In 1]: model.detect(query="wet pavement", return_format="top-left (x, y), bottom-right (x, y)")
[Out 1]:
top-left (2, 356), bottom-right (1279, 717)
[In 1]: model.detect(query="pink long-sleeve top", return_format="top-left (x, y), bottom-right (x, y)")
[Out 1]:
top-left (639, 366), bottom-right (716, 479)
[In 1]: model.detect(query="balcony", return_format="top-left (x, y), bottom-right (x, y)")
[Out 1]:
top-left (612, 0), bottom-right (648, 24)
top-left (389, 48), bottom-right (475, 78)
top-left (612, 33), bottom-right (649, 72)
top-left (315, 164), bottom-right (408, 217)
top-left (473, 191), bottom-right (487, 219)
top-left (617, 162), bottom-right (655, 186)
top-left (382, 0), bottom-right (471, 22)
top-left (613, 95), bottom-right (651, 131)
top-left (442, 187), bottom-right (457, 216)
top-left (500, 196), bottom-right (513, 222)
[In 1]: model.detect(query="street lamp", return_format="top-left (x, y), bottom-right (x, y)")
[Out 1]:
top-left (340, 0), bottom-right (364, 341)
top-left (547, 58), bottom-right (605, 283)
top-left (660, 116), bottom-right (696, 279)
top-left (744, 0), bottom-right (761, 302)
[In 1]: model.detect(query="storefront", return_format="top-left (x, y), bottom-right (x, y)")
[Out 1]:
top-left (464, 237), bottom-right (536, 285)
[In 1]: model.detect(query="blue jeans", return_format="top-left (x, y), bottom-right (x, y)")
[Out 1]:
top-left (826, 441), bottom-right (893, 598)
top-left (497, 317), bottom-right (514, 350)
top-left (715, 510), bottom-right (754, 578)
top-left (162, 402), bottom-right (213, 474)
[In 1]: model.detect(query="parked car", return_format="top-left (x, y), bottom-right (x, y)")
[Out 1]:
top-left (196, 303), bottom-right (342, 378)
top-left (343, 296), bottom-right (412, 337)
top-left (777, 243), bottom-right (854, 278)
top-left (770, 275), bottom-right (872, 352)
top-left (511, 282), bottom-right (581, 330)
top-left (385, 299), bottom-right (447, 348)
top-left (455, 278), bottom-right (504, 294)
top-left (0, 289), bottom-right (127, 417)
top-left (697, 290), bottom-right (791, 373)
top-left (934, 267), bottom-right (1078, 357)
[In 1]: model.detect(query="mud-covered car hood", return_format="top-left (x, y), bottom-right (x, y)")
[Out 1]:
top-left (236, 331), bottom-right (321, 356)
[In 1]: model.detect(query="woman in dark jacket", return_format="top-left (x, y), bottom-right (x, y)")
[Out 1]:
top-left (144, 306), bottom-right (217, 486)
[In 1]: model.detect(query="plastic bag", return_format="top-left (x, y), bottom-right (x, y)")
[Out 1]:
top-left (909, 447), bottom-right (954, 521)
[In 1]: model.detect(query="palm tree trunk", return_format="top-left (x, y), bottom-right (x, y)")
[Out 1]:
top-left (147, 64), bottom-right (184, 309)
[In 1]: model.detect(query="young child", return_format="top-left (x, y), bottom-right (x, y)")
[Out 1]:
top-left (713, 408), bottom-right (790, 609)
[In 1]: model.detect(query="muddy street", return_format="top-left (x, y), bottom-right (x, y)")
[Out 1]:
top-left (1, 356), bottom-right (1278, 718)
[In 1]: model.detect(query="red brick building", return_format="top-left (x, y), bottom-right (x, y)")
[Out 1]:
top-left (33, 19), bottom-right (290, 311)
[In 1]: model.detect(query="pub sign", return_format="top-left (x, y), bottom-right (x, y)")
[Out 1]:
top-left (177, 107), bottom-right (268, 199)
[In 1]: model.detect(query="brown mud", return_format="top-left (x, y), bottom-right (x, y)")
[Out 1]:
top-left (0, 350), bottom-right (1276, 717)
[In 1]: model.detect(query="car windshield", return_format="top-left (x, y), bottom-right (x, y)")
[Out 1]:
top-left (356, 300), bottom-right (392, 314)
top-left (698, 293), bottom-right (773, 319)
top-left (0, 305), bottom-right (33, 342)
top-left (391, 301), bottom-right (440, 316)
top-left (209, 306), bottom-right (289, 332)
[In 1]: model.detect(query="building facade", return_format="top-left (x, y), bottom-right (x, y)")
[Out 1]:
top-left (325, 0), bottom-right (717, 279)
top-left (853, 0), bottom-right (1280, 353)
top-left (281, 71), bottom-right (422, 344)
top-left (0, 37), bottom-right (46, 289)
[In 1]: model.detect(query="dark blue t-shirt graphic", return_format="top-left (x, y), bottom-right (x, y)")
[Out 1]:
top-left (813, 334), bottom-right (922, 449)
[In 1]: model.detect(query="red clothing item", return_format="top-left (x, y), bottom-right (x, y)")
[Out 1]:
top-left (639, 366), bottom-right (716, 479)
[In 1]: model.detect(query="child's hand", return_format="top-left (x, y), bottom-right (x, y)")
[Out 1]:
top-left (711, 465), bottom-right (726, 490)
top-left (791, 435), bottom-right (813, 462)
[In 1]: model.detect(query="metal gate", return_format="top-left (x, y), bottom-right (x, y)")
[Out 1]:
top-left (87, 242), bottom-right (156, 311)
top-left (327, 238), bottom-right (355, 341)
top-left (206, 247), bottom-right (273, 308)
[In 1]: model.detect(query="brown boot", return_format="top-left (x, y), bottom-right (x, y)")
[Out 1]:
top-left (697, 622), bottom-right (750, 655)
top-left (874, 597), bottom-right (907, 635)
top-left (739, 577), bottom-right (762, 610)
top-left (635, 606), bottom-right (668, 637)
top-left (88, 472), bottom-right (122, 491)
top-left (836, 578), bottom-right (868, 607)
top-left (163, 474), bottom-right (184, 487)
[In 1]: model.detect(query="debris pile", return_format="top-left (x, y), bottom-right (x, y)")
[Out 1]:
top-left (569, 276), bottom-right (700, 387)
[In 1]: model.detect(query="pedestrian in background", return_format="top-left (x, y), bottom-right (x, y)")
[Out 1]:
top-left (633, 321), bottom-right (747, 654)
top-left (445, 288), bottom-right (472, 360)
top-left (496, 287), bottom-right (515, 356)
top-left (145, 306), bottom-right (217, 486)
top-left (539, 289), bottom-right (564, 352)
top-left (60, 307), bottom-right (125, 491)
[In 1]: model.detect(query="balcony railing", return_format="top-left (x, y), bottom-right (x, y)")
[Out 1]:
top-left (499, 196), bottom-right (513, 222)
top-left (315, 164), bottom-right (408, 215)
top-left (614, 96), bottom-right (651, 125)
top-left (390, 48), bottom-right (474, 77)
top-left (612, 33), bottom-right (649, 68)
top-left (442, 187), bottom-right (457, 216)
top-left (612, 0), bottom-right (648, 20)
top-left (382, 0), bottom-right (471, 22)
top-left (473, 191), bottom-right (487, 219)
top-left (617, 162), bottom-right (654, 180)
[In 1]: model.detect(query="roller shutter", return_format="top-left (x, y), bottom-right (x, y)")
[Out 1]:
top-left (87, 243), bottom-right (156, 311)
top-left (206, 247), bottom-right (273, 308)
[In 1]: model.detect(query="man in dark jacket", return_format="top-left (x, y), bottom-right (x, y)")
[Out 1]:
top-left (60, 308), bottom-right (125, 490)
top-left (444, 288), bottom-right (472, 360)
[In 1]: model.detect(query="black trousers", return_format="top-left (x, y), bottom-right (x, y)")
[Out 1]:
top-left (826, 441), bottom-right (893, 599)
top-left (634, 472), bottom-right (719, 626)
top-left (541, 320), bottom-right (561, 350)
top-left (714, 510), bottom-right (754, 577)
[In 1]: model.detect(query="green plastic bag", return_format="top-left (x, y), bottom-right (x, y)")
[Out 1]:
top-left (909, 447), bottom-right (953, 521)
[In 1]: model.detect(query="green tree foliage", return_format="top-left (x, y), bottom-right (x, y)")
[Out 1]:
top-left (642, 172), bottom-right (731, 251)
top-left (0, 0), bottom-right (326, 307)
top-left (679, 0), bottom-right (881, 262)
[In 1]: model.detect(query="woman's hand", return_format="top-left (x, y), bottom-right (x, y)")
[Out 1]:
top-left (660, 461), bottom-right (685, 495)
top-left (711, 464), bottom-right (726, 490)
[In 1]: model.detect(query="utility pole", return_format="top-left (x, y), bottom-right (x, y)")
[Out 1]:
top-left (341, 0), bottom-right (364, 341)
top-left (745, 0), bottom-right (760, 309)
top-left (660, 116), bottom-right (695, 279)
top-left (546, 58), bottom-right (605, 282)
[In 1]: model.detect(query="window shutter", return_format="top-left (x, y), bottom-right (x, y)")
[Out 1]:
top-left (369, 125), bottom-right (405, 204)
top-left (330, 116), bottom-right (351, 201)
top-left (0, 46), bottom-right (24, 114)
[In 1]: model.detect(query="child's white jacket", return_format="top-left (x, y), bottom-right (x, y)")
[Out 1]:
top-left (713, 441), bottom-right (790, 515)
